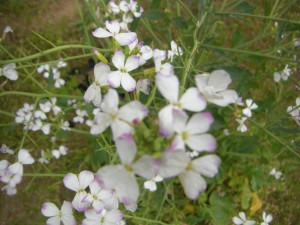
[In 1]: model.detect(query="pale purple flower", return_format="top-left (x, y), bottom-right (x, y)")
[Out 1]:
top-left (82, 208), bottom-right (123, 225)
top-left (195, 70), bottom-right (238, 107)
top-left (92, 20), bottom-right (137, 46)
top-left (84, 63), bottom-right (110, 107)
top-left (41, 201), bottom-right (76, 225)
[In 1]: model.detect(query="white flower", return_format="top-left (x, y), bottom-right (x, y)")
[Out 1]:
top-left (57, 60), bottom-right (67, 68)
top-left (92, 20), bottom-right (137, 46)
top-left (0, 63), bottom-right (18, 80)
top-left (156, 74), bottom-right (206, 137)
top-left (136, 79), bottom-right (150, 96)
top-left (3, 25), bottom-right (13, 33)
top-left (168, 40), bottom-right (183, 62)
top-left (179, 155), bottom-right (221, 199)
top-left (144, 175), bottom-right (163, 192)
top-left (154, 49), bottom-right (174, 76)
top-left (274, 64), bottom-right (292, 82)
top-left (0, 144), bottom-right (14, 154)
top-left (269, 168), bottom-right (282, 180)
top-left (84, 63), bottom-right (110, 107)
top-left (61, 121), bottom-right (71, 131)
top-left (8, 149), bottom-right (34, 176)
top-left (91, 89), bottom-right (148, 140)
top-left (287, 97), bottom-right (300, 125)
top-left (31, 119), bottom-right (51, 135)
top-left (108, 49), bottom-right (140, 92)
top-left (54, 71), bottom-right (65, 88)
top-left (195, 70), bottom-right (238, 107)
top-left (82, 208), bottom-right (123, 225)
top-left (236, 117), bottom-right (248, 132)
top-left (41, 201), bottom-right (76, 225)
top-left (63, 170), bottom-right (94, 212)
top-left (261, 211), bottom-right (273, 225)
top-left (232, 212), bottom-right (256, 225)
top-left (242, 99), bottom-right (258, 118)
top-left (96, 134), bottom-right (153, 212)
top-left (73, 109), bottom-right (88, 124)
top-left (52, 145), bottom-right (68, 159)
top-left (172, 110), bottom-right (216, 152)
top-left (38, 150), bottom-right (49, 164)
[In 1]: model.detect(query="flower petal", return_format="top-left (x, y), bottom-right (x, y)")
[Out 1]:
top-left (100, 89), bottom-right (119, 114)
top-left (159, 151), bottom-right (189, 178)
top-left (192, 155), bottom-right (221, 177)
top-left (156, 74), bottom-right (179, 103)
top-left (41, 202), bottom-right (59, 217)
top-left (94, 62), bottom-right (110, 85)
top-left (112, 49), bottom-right (125, 69)
top-left (179, 170), bottom-right (206, 199)
top-left (125, 55), bottom-right (140, 72)
top-left (92, 27), bottom-right (112, 38)
top-left (115, 32), bottom-right (137, 46)
top-left (63, 173), bottom-right (80, 192)
top-left (118, 101), bottom-right (148, 123)
top-left (79, 170), bottom-right (94, 189)
top-left (180, 87), bottom-right (206, 112)
top-left (208, 70), bottom-right (232, 92)
top-left (108, 71), bottom-right (122, 88)
top-left (115, 133), bottom-right (137, 165)
top-left (186, 134), bottom-right (217, 152)
top-left (106, 20), bottom-right (120, 34)
top-left (186, 112), bottom-right (214, 134)
top-left (84, 84), bottom-right (97, 103)
top-left (121, 72), bottom-right (136, 92)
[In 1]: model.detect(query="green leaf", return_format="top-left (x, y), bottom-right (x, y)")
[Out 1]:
top-left (172, 17), bottom-right (188, 29)
top-left (143, 10), bottom-right (166, 20)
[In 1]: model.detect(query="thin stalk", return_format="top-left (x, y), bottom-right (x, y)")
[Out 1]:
top-left (0, 91), bottom-right (83, 99)
top-left (176, 0), bottom-right (197, 24)
top-left (201, 44), bottom-right (295, 62)
top-left (250, 119), bottom-right (300, 158)
top-left (24, 173), bottom-right (65, 177)
top-left (213, 12), bottom-right (300, 25)
top-left (0, 45), bottom-right (111, 64)
top-left (124, 215), bottom-right (168, 225)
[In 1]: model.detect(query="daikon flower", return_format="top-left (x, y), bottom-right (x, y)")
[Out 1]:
top-left (91, 89), bottom-right (148, 140)
top-left (63, 170), bottom-right (94, 212)
top-left (144, 175), bottom-right (163, 192)
top-left (0, 144), bottom-right (14, 154)
top-left (73, 109), bottom-right (88, 124)
top-left (269, 168), bottom-right (282, 180)
top-left (156, 74), bottom-right (206, 137)
top-left (172, 110), bottom-right (217, 152)
top-left (108, 49), bottom-right (140, 92)
top-left (52, 145), bottom-right (68, 159)
top-left (179, 155), bottom-right (221, 199)
top-left (82, 208), bottom-right (123, 225)
top-left (136, 78), bottom-right (150, 96)
top-left (287, 97), bottom-right (300, 125)
top-left (0, 63), bottom-right (18, 80)
top-left (8, 149), bottom-right (34, 176)
top-left (93, 20), bottom-right (137, 46)
top-left (84, 63), bottom-right (110, 107)
top-left (274, 64), bottom-right (291, 82)
top-left (242, 99), bottom-right (258, 118)
top-left (41, 201), bottom-right (76, 225)
top-left (195, 70), bottom-right (238, 107)
top-left (236, 117), bottom-right (248, 133)
top-left (232, 212), bottom-right (256, 225)
top-left (261, 212), bottom-right (273, 225)
top-left (168, 40), bottom-right (183, 62)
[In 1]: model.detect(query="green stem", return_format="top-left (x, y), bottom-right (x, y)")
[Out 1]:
top-left (201, 44), bottom-right (296, 62)
top-left (213, 12), bottom-right (300, 25)
top-left (24, 173), bottom-right (65, 177)
top-left (0, 91), bottom-right (83, 99)
top-left (176, 0), bottom-right (197, 24)
top-left (0, 45), bottom-right (111, 64)
top-left (124, 215), bottom-right (168, 225)
top-left (146, 85), bottom-right (157, 107)
top-left (250, 119), bottom-right (300, 158)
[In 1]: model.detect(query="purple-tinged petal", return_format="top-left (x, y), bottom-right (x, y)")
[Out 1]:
top-left (115, 32), bottom-right (137, 46)
top-left (79, 170), bottom-right (94, 189)
top-left (186, 134), bottom-right (217, 152)
top-left (186, 112), bottom-right (214, 134)
top-left (72, 192), bottom-right (89, 212)
top-left (180, 87), bottom-right (207, 112)
top-left (63, 173), bottom-right (80, 192)
top-left (105, 209), bottom-right (123, 223)
top-left (106, 20), bottom-right (120, 34)
top-left (179, 170), bottom-right (206, 199)
top-left (112, 49), bottom-right (125, 69)
top-left (100, 89), bottom-right (119, 114)
top-left (172, 109), bottom-right (188, 133)
top-left (208, 70), bottom-right (232, 92)
top-left (156, 74), bottom-right (179, 103)
top-left (121, 73), bottom-right (136, 92)
top-left (111, 119), bottom-right (133, 140)
top-left (125, 55), bottom-right (140, 72)
top-left (119, 101), bottom-right (148, 123)
top-left (192, 155), bottom-right (221, 178)
top-left (92, 27), bottom-right (112, 38)
top-left (108, 71), bottom-right (122, 88)
top-left (41, 202), bottom-right (59, 217)
top-left (46, 216), bottom-right (60, 225)
top-left (115, 133), bottom-right (137, 165)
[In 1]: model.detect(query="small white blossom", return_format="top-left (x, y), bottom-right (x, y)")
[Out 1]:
top-left (144, 175), bottom-right (163, 192)
top-left (236, 117), bottom-right (248, 132)
top-left (52, 145), bottom-right (68, 159)
top-left (0, 144), bottom-right (14, 154)
top-left (38, 150), bottom-right (49, 164)
top-left (261, 211), bottom-right (273, 225)
top-left (242, 99), bottom-right (258, 118)
top-left (274, 64), bottom-right (292, 82)
top-left (0, 63), bottom-right (18, 80)
top-left (73, 109), bottom-right (88, 124)
top-left (269, 168), bottom-right (282, 180)
top-left (232, 212), bottom-right (256, 225)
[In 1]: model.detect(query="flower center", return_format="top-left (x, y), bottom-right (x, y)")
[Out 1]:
top-left (120, 68), bottom-right (127, 73)
top-left (186, 163), bottom-right (193, 171)
top-left (181, 131), bottom-right (188, 141)
top-left (95, 81), bottom-right (100, 86)
top-left (124, 165), bottom-right (133, 172)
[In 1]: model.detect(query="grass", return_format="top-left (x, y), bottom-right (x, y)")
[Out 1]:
top-left (0, 0), bottom-right (300, 224)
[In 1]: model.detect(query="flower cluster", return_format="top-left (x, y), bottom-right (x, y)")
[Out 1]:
top-left (0, 148), bottom-right (34, 195)
top-left (232, 211), bottom-right (273, 225)
top-left (273, 64), bottom-right (292, 83)
top-left (235, 98), bottom-right (258, 132)
top-left (37, 60), bottom-right (67, 88)
top-left (287, 97), bottom-right (300, 125)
